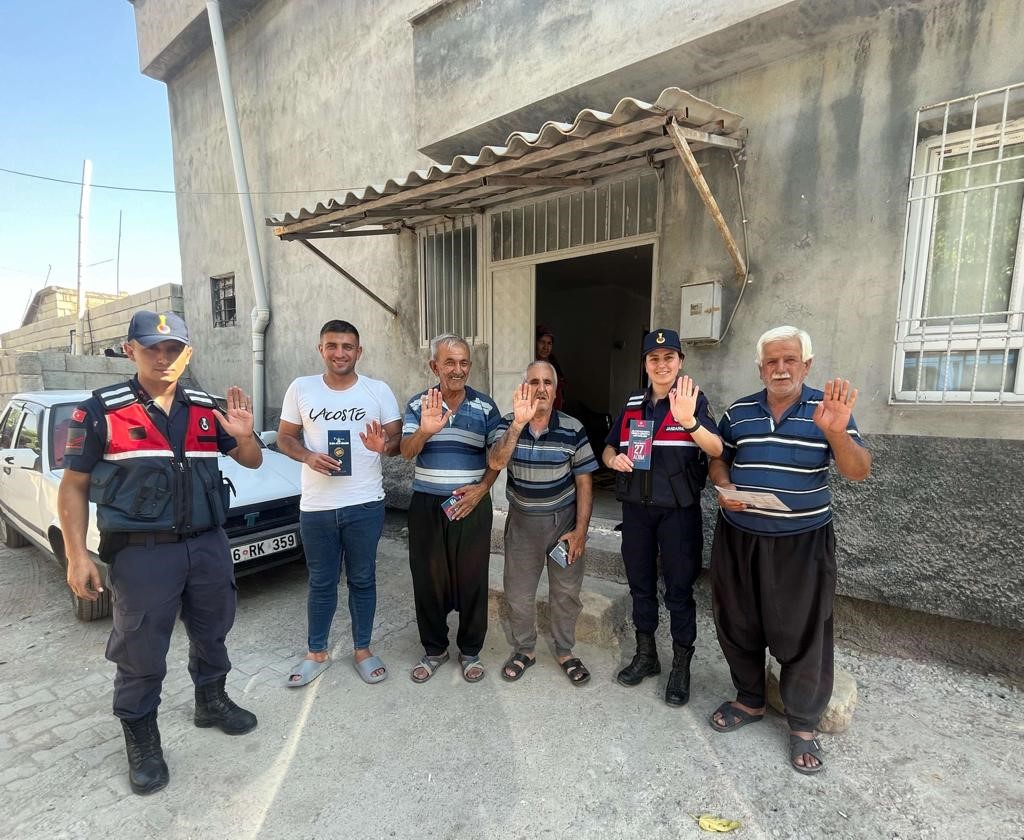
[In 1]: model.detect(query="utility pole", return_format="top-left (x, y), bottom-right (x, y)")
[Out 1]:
top-left (115, 210), bottom-right (123, 296)
top-left (75, 159), bottom-right (93, 355)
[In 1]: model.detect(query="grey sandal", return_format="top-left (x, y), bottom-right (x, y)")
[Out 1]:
top-left (459, 654), bottom-right (485, 683)
top-left (789, 734), bottom-right (826, 775)
top-left (354, 654), bottom-right (388, 684)
top-left (411, 652), bottom-right (449, 683)
top-left (286, 656), bottom-right (331, 688)
top-left (709, 701), bottom-right (765, 732)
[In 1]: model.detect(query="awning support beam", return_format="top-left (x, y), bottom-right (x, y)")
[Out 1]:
top-left (296, 239), bottom-right (399, 318)
top-left (280, 229), bottom-right (400, 240)
top-left (667, 119), bottom-right (747, 281)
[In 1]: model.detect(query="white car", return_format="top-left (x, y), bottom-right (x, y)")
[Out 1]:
top-left (0, 391), bottom-right (304, 621)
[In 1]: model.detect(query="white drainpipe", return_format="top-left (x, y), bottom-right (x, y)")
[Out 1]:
top-left (206, 0), bottom-right (271, 430)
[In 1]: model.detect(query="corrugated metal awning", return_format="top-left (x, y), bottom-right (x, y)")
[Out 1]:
top-left (267, 87), bottom-right (745, 238)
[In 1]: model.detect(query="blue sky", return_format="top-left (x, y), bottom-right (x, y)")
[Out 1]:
top-left (0, 0), bottom-right (181, 334)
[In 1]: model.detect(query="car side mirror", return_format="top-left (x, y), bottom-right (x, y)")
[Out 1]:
top-left (0, 448), bottom-right (40, 470)
top-left (258, 430), bottom-right (278, 447)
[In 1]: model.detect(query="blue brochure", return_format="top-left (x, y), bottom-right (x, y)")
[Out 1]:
top-left (327, 430), bottom-right (352, 476)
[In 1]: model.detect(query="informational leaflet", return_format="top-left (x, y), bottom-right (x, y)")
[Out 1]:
top-left (714, 485), bottom-right (791, 511)
top-left (327, 430), bottom-right (352, 476)
top-left (628, 420), bottom-right (653, 470)
top-left (548, 540), bottom-right (570, 568)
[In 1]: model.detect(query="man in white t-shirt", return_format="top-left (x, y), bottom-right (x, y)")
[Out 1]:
top-left (277, 320), bottom-right (402, 687)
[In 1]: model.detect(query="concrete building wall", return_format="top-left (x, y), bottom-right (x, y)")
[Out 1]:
top-left (0, 284), bottom-right (183, 354)
top-left (136, 0), bottom-right (1024, 632)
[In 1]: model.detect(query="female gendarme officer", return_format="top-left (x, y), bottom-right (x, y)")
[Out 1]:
top-left (58, 310), bottom-right (264, 796)
top-left (601, 328), bottom-right (723, 707)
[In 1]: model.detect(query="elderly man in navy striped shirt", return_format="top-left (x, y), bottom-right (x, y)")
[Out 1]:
top-left (488, 360), bottom-right (599, 685)
top-left (401, 334), bottom-right (503, 684)
top-left (708, 326), bottom-right (871, 776)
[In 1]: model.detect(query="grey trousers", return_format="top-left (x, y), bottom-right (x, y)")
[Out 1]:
top-left (503, 504), bottom-right (585, 656)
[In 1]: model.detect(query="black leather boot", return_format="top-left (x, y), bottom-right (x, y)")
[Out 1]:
top-left (194, 676), bottom-right (258, 735)
top-left (664, 642), bottom-right (695, 706)
top-left (616, 632), bottom-right (661, 686)
top-left (121, 712), bottom-right (169, 795)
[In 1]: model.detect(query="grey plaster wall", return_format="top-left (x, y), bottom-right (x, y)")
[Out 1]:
top-left (162, 0), bottom-right (444, 423)
top-left (657, 0), bottom-right (1024, 441)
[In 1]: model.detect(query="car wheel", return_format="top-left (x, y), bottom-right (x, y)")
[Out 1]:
top-left (71, 586), bottom-right (111, 621)
top-left (1, 516), bottom-right (29, 548)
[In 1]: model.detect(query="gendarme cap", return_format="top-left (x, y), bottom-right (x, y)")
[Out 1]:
top-left (642, 328), bottom-right (682, 357)
top-left (127, 310), bottom-right (190, 347)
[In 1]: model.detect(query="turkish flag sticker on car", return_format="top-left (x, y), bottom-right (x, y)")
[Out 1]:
top-left (72, 407), bottom-right (86, 423)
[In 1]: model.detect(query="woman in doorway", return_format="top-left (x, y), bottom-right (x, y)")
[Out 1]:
top-left (535, 325), bottom-right (566, 411)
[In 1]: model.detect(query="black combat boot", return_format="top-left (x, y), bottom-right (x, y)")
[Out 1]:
top-left (121, 711), bottom-right (169, 795)
top-left (194, 676), bottom-right (258, 735)
top-left (664, 642), bottom-right (695, 706)
top-left (616, 632), bottom-right (661, 686)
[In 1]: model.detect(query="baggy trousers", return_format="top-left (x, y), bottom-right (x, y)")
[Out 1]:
top-left (711, 515), bottom-right (837, 731)
top-left (408, 491), bottom-right (492, 657)
top-left (620, 501), bottom-right (703, 647)
top-left (503, 504), bottom-right (585, 656)
top-left (105, 527), bottom-right (236, 721)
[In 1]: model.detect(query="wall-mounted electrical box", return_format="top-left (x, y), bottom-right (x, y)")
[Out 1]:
top-left (680, 281), bottom-right (723, 342)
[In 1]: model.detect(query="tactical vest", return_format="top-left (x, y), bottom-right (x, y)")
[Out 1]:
top-left (613, 390), bottom-right (709, 509)
top-left (87, 382), bottom-right (228, 534)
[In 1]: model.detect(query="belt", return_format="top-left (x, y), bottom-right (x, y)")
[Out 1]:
top-left (124, 531), bottom-right (205, 545)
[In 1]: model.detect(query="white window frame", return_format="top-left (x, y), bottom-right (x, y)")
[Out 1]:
top-left (893, 106), bottom-right (1024, 404)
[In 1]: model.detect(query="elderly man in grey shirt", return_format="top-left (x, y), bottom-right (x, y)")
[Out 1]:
top-left (488, 360), bottom-right (598, 685)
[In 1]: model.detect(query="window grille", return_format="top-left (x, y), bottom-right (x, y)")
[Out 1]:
top-left (894, 82), bottom-right (1024, 403)
top-left (211, 273), bottom-right (236, 328)
top-left (418, 217), bottom-right (478, 343)
top-left (490, 171), bottom-right (659, 262)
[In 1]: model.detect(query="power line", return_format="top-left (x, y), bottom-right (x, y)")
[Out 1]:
top-left (0, 165), bottom-right (359, 197)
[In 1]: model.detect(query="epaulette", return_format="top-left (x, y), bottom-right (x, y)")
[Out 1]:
top-left (181, 387), bottom-right (217, 408)
top-left (93, 382), bottom-right (139, 411)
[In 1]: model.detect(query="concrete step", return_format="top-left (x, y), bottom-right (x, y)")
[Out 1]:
top-left (486, 552), bottom-right (631, 649)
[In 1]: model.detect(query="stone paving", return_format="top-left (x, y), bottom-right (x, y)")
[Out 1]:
top-left (1, 529), bottom-right (1022, 839)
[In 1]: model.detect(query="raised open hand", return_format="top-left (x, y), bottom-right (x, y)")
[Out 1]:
top-left (360, 420), bottom-right (387, 453)
top-left (669, 376), bottom-right (700, 427)
top-left (419, 388), bottom-right (452, 436)
top-left (512, 382), bottom-right (540, 425)
top-left (213, 385), bottom-right (255, 439)
top-left (813, 378), bottom-right (858, 435)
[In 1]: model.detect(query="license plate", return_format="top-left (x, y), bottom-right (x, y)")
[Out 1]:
top-left (231, 531), bottom-right (297, 563)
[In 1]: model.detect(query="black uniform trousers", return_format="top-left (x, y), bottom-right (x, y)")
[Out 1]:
top-left (105, 527), bottom-right (236, 721)
top-left (407, 491), bottom-right (492, 657)
top-left (711, 515), bottom-right (836, 731)
top-left (620, 501), bottom-right (703, 647)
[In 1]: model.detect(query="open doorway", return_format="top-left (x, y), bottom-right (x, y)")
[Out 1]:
top-left (535, 244), bottom-right (653, 520)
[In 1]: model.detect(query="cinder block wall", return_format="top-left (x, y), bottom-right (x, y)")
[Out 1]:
top-left (1, 284), bottom-right (183, 354)
top-left (0, 351), bottom-right (136, 407)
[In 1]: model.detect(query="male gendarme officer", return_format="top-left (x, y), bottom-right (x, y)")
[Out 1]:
top-left (57, 310), bottom-right (263, 795)
top-left (601, 328), bottom-right (723, 706)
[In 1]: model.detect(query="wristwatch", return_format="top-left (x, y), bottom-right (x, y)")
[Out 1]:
top-left (681, 419), bottom-right (701, 434)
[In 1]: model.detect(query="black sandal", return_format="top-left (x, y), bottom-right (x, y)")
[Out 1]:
top-left (789, 734), bottom-right (825, 775)
top-left (501, 652), bottom-right (535, 682)
top-left (709, 701), bottom-right (765, 733)
top-left (560, 657), bottom-right (590, 685)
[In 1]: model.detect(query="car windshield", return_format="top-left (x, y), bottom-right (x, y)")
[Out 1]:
top-left (50, 404), bottom-right (76, 470)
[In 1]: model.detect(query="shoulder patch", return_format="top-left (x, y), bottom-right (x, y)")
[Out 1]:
top-left (182, 388), bottom-right (216, 408)
top-left (94, 383), bottom-right (137, 411)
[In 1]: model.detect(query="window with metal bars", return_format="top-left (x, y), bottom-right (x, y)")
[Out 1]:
top-left (895, 82), bottom-right (1024, 403)
top-left (210, 273), bottom-right (237, 328)
top-left (489, 171), bottom-right (659, 262)
top-left (418, 218), bottom-right (478, 343)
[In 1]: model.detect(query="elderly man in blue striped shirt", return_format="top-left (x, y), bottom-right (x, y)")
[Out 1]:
top-left (488, 360), bottom-right (598, 685)
top-left (707, 326), bottom-right (871, 776)
top-left (401, 334), bottom-right (503, 684)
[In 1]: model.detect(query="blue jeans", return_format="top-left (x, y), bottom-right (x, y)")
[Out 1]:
top-left (300, 500), bottom-right (385, 652)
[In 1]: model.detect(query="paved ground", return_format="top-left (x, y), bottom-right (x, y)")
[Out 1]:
top-left (1, 523), bottom-right (1022, 840)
